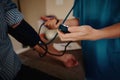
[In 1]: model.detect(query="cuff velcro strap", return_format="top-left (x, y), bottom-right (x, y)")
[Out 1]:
top-left (8, 20), bottom-right (41, 47)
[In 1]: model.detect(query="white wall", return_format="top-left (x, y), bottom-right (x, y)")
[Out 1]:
top-left (20, 0), bottom-right (46, 31)
top-left (46, 0), bottom-right (74, 19)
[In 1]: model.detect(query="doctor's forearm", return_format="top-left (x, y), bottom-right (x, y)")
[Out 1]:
top-left (95, 23), bottom-right (120, 40)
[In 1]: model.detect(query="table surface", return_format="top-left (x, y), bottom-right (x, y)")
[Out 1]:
top-left (19, 38), bottom-right (85, 80)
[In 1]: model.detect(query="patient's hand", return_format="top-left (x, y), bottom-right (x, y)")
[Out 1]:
top-left (39, 33), bottom-right (79, 68)
top-left (58, 53), bottom-right (79, 68)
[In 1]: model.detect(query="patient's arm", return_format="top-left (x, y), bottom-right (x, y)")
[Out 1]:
top-left (38, 33), bottom-right (79, 68)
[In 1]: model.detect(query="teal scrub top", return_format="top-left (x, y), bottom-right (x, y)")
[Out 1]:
top-left (73, 0), bottom-right (120, 80)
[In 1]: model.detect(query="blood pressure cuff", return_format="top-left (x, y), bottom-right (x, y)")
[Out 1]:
top-left (8, 20), bottom-right (41, 47)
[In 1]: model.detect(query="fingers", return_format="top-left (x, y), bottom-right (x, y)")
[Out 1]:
top-left (57, 30), bottom-right (74, 41)
top-left (68, 26), bottom-right (80, 32)
top-left (57, 28), bottom-right (88, 41)
top-left (41, 15), bottom-right (60, 29)
top-left (41, 16), bottom-right (55, 21)
top-left (41, 18), bottom-right (58, 29)
top-left (44, 19), bottom-right (56, 25)
top-left (41, 16), bottom-right (51, 21)
top-left (68, 26), bottom-right (87, 33)
top-left (57, 25), bottom-right (93, 41)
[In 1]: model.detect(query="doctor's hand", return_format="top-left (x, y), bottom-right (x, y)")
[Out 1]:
top-left (41, 16), bottom-right (60, 29)
top-left (57, 25), bottom-right (100, 41)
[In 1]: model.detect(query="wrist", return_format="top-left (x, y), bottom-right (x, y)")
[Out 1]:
top-left (33, 44), bottom-right (41, 52)
top-left (56, 19), bottom-right (63, 28)
top-left (93, 29), bottom-right (107, 40)
top-left (33, 41), bottom-right (44, 52)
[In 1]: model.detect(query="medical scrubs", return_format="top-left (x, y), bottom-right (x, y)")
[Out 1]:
top-left (73, 0), bottom-right (120, 80)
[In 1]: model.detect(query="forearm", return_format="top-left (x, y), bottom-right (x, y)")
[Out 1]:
top-left (95, 23), bottom-right (120, 40)
top-left (33, 44), bottom-right (64, 61)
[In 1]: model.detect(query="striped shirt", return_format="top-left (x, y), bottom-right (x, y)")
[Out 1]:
top-left (0, 0), bottom-right (23, 80)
